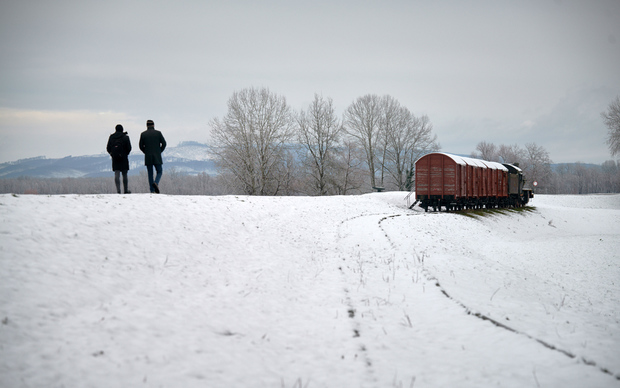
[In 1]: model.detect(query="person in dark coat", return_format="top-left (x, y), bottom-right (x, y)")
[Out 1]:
top-left (106, 124), bottom-right (132, 194)
top-left (139, 119), bottom-right (167, 193)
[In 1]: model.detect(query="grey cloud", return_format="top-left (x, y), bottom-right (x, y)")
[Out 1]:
top-left (0, 0), bottom-right (619, 163)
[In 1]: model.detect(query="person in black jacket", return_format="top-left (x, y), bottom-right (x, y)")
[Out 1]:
top-left (139, 119), bottom-right (167, 193)
top-left (106, 124), bottom-right (132, 194)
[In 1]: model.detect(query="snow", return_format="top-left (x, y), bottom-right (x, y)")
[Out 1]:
top-left (0, 192), bottom-right (619, 387)
top-left (163, 142), bottom-right (213, 162)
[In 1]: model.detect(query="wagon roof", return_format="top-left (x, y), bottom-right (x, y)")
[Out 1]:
top-left (479, 160), bottom-right (509, 171)
top-left (503, 163), bottom-right (523, 172)
top-left (430, 152), bottom-right (508, 171)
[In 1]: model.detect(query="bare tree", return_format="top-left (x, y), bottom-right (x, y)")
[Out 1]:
top-left (472, 141), bottom-right (554, 190)
top-left (273, 149), bottom-right (300, 195)
top-left (472, 141), bottom-right (498, 161)
top-left (383, 107), bottom-right (439, 190)
top-left (330, 139), bottom-right (367, 195)
top-left (344, 94), bottom-right (439, 191)
top-left (497, 143), bottom-right (525, 166)
top-left (376, 95), bottom-right (402, 187)
top-left (210, 87), bottom-right (295, 195)
top-left (602, 95), bottom-right (620, 157)
top-left (601, 160), bottom-right (620, 193)
top-left (344, 94), bottom-right (383, 188)
top-left (524, 142), bottom-right (553, 192)
top-left (296, 94), bottom-right (343, 195)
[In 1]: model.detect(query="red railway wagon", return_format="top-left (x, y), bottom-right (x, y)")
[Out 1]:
top-left (415, 153), bottom-right (509, 211)
top-left (478, 159), bottom-right (508, 198)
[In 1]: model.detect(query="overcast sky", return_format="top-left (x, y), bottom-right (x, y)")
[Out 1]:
top-left (1, 0), bottom-right (619, 165)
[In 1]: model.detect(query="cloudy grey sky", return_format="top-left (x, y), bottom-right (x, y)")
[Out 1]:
top-left (1, 0), bottom-right (619, 164)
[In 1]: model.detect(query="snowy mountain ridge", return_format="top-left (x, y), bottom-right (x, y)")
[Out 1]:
top-left (0, 142), bottom-right (216, 178)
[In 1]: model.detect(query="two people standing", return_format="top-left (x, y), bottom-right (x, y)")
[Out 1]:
top-left (107, 120), bottom-right (167, 194)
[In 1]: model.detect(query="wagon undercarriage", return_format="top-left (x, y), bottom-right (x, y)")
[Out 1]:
top-left (418, 193), bottom-right (531, 212)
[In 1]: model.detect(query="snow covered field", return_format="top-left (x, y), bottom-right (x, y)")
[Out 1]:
top-left (1, 192), bottom-right (619, 387)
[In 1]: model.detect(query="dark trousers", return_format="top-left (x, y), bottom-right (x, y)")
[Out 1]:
top-left (114, 170), bottom-right (129, 193)
top-left (146, 164), bottom-right (163, 193)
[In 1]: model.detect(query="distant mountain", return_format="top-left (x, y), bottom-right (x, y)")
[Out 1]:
top-left (0, 142), bottom-right (217, 178)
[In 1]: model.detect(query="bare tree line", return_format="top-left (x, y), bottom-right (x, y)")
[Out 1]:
top-left (3, 158), bottom-right (617, 196)
top-left (2, 148), bottom-right (618, 196)
top-left (210, 87), bottom-right (440, 195)
top-left (548, 160), bottom-right (620, 194)
top-left (0, 170), bottom-right (228, 195)
top-left (471, 141), bottom-right (620, 194)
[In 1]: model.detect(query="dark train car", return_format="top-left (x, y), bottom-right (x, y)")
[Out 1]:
top-left (503, 163), bottom-right (533, 206)
top-left (415, 152), bottom-right (523, 212)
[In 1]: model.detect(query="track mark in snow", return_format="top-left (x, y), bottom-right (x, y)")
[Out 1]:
top-left (341, 289), bottom-right (375, 372)
top-left (427, 270), bottom-right (620, 381)
top-left (336, 210), bottom-right (381, 383)
top-left (377, 213), bottom-right (419, 247)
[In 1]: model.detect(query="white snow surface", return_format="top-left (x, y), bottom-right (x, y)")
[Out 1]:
top-left (163, 143), bottom-right (213, 162)
top-left (0, 192), bottom-right (619, 387)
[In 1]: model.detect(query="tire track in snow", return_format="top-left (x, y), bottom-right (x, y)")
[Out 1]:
top-left (335, 212), bottom-right (393, 386)
top-left (377, 213), bottom-right (620, 381)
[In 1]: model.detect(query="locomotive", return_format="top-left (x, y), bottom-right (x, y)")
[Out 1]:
top-left (414, 152), bottom-right (533, 212)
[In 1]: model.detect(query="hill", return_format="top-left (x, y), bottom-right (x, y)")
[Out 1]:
top-left (1, 192), bottom-right (618, 386)
top-left (0, 141), bottom-right (216, 178)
